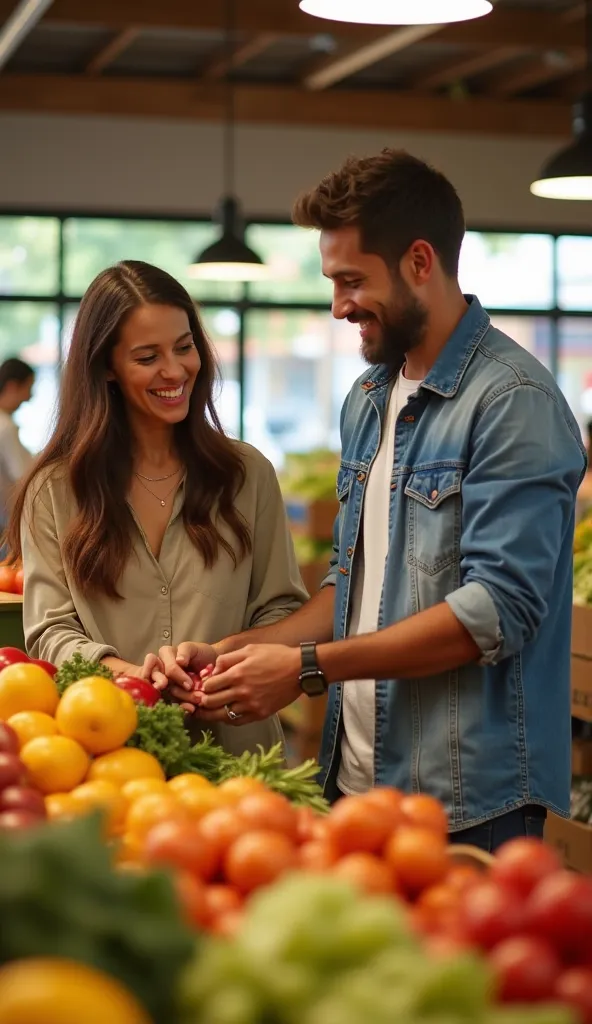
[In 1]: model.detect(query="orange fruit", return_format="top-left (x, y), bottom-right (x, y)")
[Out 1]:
top-left (217, 777), bottom-right (266, 804)
top-left (125, 792), bottom-right (183, 838)
top-left (7, 710), bottom-right (58, 749)
top-left (0, 663), bottom-right (59, 720)
top-left (121, 778), bottom-right (169, 804)
top-left (0, 957), bottom-right (151, 1024)
top-left (384, 825), bottom-right (449, 895)
top-left (56, 677), bottom-right (137, 755)
top-left (45, 792), bottom-right (78, 821)
top-left (399, 793), bottom-right (449, 836)
top-left (21, 735), bottom-right (90, 794)
top-left (167, 773), bottom-right (213, 796)
top-left (174, 784), bottom-right (222, 820)
top-left (88, 747), bottom-right (165, 787)
top-left (70, 780), bottom-right (127, 837)
top-left (114, 831), bottom-right (146, 866)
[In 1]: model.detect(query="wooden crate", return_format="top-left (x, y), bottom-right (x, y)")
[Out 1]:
top-left (572, 605), bottom-right (592, 723)
top-left (284, 498), bottom-right (337, 542)
top-left (573, 738), bottom-right (592, 777)
top-left (545, 812), bottom-right (592, 874)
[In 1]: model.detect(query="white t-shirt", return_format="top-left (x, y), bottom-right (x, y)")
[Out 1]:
top-left (0, 410), bottom-right (32, 526)
top-left (337, 370), bottom-right (423, 796)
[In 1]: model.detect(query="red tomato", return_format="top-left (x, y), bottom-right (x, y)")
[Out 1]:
top-left (491, 838), bottom-right (561, 899)
top-left (0, 647), bottom-right (29, 670)
top-left (333, 852), bottom-right (397, 896)
top-left (299, 839), bottom-right (339, 871)
top-left (0, 723), bottom-right (19, 756)
top-left (526, 871), bottom-right (592, 957)
top-left (459, 880), bottom-right (526, 950)
top-left (30, 659), bottom-right (57, 678)
top-left (0, 785), bottom-right (46, 817)
top-left (211, 908), bottom-right (244, 939)
top-left (554, 968), bottom-right (592, 1024)
top-left (0, 809), bottom-right (41, 830)
top-left (203, 884), bottom-right (243, 924)
top-left (114, 675), bottom-right (160, 707)
top-left (144, 819), bottom-right (218, 881)
top-left (0, 567), bottom-right (16, 594)
top-left (0, 753), bottom-right (28, 791)
top-left (362, 787), bottom-right (405, 819)
top-left (417, 882), bottom-right (463, 933)
top-left (327, 794), bottom-right (395, 855)
top-left (198, 807), bottom-right (249, 871)
top-left (399, 793), bottom-right (449, 837)
top-left (384, 826), bottom-right (448, 895)
top-left (224, 830), bottom-right (297, 894)
top-left (489, 936), bottom-right (561, 1003)
top-left (174, 871), bottom-right (209, 929)
top-left (12, 569), bottom-right (24, 595)
top-left (237, 792), bottom-right (299, 843)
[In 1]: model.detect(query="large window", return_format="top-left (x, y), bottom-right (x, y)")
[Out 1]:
top-left (1, 216), bottom-right (591, 461)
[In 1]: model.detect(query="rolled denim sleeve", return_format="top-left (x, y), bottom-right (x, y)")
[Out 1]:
top-left (445, 383), bottom-right (586, 663)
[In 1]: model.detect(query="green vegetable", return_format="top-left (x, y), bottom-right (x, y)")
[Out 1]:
top-left (55, 652), bottom-right (114, 695)
top-left (0, 813), bottom-right (194, 1024)
top-left (218, 744), bottom-right (329, 813)
top-left (126, 701), bottom-right (197, 777)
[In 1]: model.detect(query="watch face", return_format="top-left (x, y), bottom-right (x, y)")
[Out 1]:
top-left (301, 673), bottom-right (327, 697)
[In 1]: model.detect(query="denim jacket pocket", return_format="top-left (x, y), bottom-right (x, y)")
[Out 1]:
top-left (405, 466), bottom-right (463, 576)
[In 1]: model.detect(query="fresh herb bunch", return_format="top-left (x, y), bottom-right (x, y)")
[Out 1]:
top-left (54, 652), bottom-right (114, 695)
top-left (219, 743), bottom-right (329, 813)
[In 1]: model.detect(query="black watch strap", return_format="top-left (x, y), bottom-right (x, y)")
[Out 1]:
top-left (299, 641), bottom-right (328, 697)
top-left (300, 641), bottom-right (319, 673)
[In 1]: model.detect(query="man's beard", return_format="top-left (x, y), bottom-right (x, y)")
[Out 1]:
top-left (349, 281), bottom-right (428, 371)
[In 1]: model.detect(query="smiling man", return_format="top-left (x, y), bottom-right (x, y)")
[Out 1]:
top-left (154, 149), bottom-right (587, 851)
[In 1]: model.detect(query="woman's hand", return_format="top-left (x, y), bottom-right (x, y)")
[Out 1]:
top-left (142, 642), bottom-right (218, 714)
top-left (102, 655), bottom-right (160, 681)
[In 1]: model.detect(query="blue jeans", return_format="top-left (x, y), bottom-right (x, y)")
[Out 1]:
top-left (449, 805), bottom-right (547, 853)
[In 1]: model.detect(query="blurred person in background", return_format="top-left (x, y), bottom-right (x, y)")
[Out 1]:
top-left (0, 357), bottom-right (34, 555)
top-left (577, 419), bottom-right (592, 513)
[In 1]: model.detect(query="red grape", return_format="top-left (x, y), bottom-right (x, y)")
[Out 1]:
top-left (0, 753), bottom-right (27, 791)
top-left (0, 785), bottom-right (46, 817)
top-left (0, 723), bottom-right (19, 756)
top-left (0, 809), bottom-right (41, 830)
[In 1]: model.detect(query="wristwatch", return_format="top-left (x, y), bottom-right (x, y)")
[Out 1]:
top-left (299, 641), bottom-right (328, 697)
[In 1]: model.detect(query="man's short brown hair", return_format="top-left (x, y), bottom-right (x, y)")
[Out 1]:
top-left (292, 148), bottom-right (465, 278)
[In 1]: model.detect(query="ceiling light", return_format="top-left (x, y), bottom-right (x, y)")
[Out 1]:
top-left (531, 1), bottom-right (592, 201)
top-left (298, 0), bottom-right (492, 26)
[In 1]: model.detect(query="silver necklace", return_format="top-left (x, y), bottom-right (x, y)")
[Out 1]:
top-left (133, 472), bottom-right (182, 507)
top-left (135, 467), bottom-right (181, 483)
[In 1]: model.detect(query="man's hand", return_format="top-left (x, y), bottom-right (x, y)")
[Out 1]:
top-left (196, 644), bottom-right (301, 725)
top-left (145, 642), bottom-right (218, 714)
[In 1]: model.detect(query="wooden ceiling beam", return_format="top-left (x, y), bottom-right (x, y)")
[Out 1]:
top-left (0, 0), bottom-right (585, 54)
top-left (0, 73), bottom-right (572, 137)
top-left (201, 33), bottom-right (278, 79)
top-left (489, 52), bottom-right (585, 98)
top-left (85, 27), bottom-right (139, 75)
top-left (409, 46), bottom-right (528, 92)
top-left (303, 25), bottom-right (441, 90)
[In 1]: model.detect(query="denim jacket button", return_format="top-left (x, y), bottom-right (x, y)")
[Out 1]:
top-left (431, 489), bottom-right (439, 500)
top-left (357, 471), bottom-right (367, 482)
top-left (346, 546), bottom-right (354, 557)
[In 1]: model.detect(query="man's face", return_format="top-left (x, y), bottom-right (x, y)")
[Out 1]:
top-left (5, 375), bottom-right (34, 414)
top-left (320, 225), bottom-right (428, 370)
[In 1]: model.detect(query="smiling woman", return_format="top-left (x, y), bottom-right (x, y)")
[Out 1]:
top-left (5, 261), bottom-right (307, 757)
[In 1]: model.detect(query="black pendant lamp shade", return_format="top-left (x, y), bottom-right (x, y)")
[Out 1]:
top-left (530, 1), bottom-right (592, 201)
top-left (188, 0), bottom-right (267, 280)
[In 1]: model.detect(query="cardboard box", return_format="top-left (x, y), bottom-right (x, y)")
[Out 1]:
top-left (573, 739), bottom-right (592, 778)
top-left (545, 812), bottom-right (592, 874)
top-left (284, 498), bottom-right (337, 542)
top-left (572, 656), bottom-right (592, 724)
top-left (572, 604), bottom-right (592, 659)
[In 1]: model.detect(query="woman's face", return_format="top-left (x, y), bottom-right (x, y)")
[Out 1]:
top-left (110, 303), bottom-right (201, 428)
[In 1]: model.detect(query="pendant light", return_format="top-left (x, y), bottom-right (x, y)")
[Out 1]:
top-left (189, 0), bottom-right (267, 281)
top-left (530, 0), bottom-right (592, 201)
top-left (298, 0), bottom-right (492, 26)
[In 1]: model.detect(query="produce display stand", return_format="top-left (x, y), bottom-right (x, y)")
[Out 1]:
top-left (544, 603), bottom-right (592, 873)
top-left (0, 592), bottom-right (24, 650)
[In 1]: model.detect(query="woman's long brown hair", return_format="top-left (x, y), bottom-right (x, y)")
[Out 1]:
top-left (7, 260), bottom-right (251, 598)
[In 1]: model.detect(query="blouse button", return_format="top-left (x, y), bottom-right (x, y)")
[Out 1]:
top-left (161, 585), bottom-right (168, 595)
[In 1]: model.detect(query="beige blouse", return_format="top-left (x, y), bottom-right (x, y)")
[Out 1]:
top-left (21, 442), bottom-right (308, 756)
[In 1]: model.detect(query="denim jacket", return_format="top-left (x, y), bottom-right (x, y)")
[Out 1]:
top-left (320, 296), bottom-right (586, 828)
